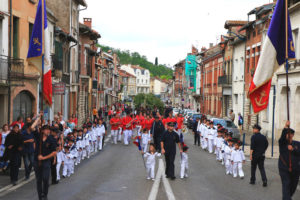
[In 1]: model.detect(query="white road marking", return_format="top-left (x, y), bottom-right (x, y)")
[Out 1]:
top-left (148, 159), bottom-right (176, 200)
top-left (0, 173), bottom-right (35, 197)
top-left (160, 160), bottom-right (176, 200)
top-left (148, 159), bottom-right (163, 200)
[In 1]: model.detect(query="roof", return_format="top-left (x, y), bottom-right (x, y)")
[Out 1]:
top-left (131, 65), bottom-right (145, 70)
top-left (75, 0), bottom-right (87, 7)
top-left (224, 20), bottom-right (248, 29)
top-left (118, 69), bottom-right (136, 78)
top-left (248, 3), bottom-right (274, 16)
top-left (79, 23), bottom-right (101, 40)
top-left (238, 21), bottom-right (255, 32)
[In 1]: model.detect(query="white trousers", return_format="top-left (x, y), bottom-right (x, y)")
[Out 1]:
top-left (111, 130), bottom-right (118, 144)
top-left (146, 164), bottom-right (155, 179)
top-left (141, 143), bottom-right (148, 152)
top-left (56, 162), bottom-right (62, 180)
top-left (180, 162), bottom-right (189, 178)
top-left (215, 147), bottom-right (222, 161)
top-left (97, 136), bottom-right (104, 150)
top-left (208, 138), bottom-right (214, 153)
top-left (202, 138), bottom-right (208, 150)
top-left (225, 158), bottom-right (232, 175)
top-left (118, 128), bottom-right (122, 141)
top-left (76, 150), bottom-right (82, 164)
top-left (62, 162), bottom-right (72, 177)
top-left (232, 162), bottom-right (244, 178)
top-left (123, 130), bottom-right (132, 145)
top-left (200, 136), bottom-right (205, 148)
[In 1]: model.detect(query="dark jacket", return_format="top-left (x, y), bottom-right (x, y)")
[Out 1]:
top-left (151, 120), bottom-right (165, 138)
top-left (192, 121), bottom-right (199, 133)
top-left (4, 131), bottom-right (23, 161)
top-left (250, 132), bottom-right (268, 158)
top-left (278, 128), bottom-right (300, 172)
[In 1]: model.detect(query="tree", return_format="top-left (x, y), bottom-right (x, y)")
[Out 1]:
top-left (155, 57), bottom-right (158, 65)
top-left (134, 93), bottom-right (164, 113)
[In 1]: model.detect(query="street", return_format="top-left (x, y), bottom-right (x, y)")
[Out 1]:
top-left (1, 131), bottom-right (299, 200)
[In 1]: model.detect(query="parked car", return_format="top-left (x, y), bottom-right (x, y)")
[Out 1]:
top-left (187, 113), bottom-right (202, 129)
top-left (210, 118), bottom-right (240, 139)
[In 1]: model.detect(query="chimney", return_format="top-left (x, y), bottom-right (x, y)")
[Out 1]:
top-left (209, 43), bottom-right (213, 48)
top-left (83, 18), bottom-right (92, 28)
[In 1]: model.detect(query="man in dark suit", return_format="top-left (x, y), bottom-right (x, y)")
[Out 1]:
top-left (278, 121), bottom-right (300, 200)
top-left (250, 124), bottom-right (268, 187)
top-left (151, 116), bottom-right (165, 152)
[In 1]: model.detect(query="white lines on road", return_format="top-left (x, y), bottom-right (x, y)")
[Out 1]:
top-left (148, 159), bottom-right (176, 200)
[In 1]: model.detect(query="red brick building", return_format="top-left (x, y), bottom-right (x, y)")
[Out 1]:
top-left (201, 44), bottom-right (224, 117)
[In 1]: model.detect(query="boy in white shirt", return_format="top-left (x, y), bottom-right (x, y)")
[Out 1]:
top-left (141, 128), bottom-right (151, 152)
top-left (180, 146), bottom-right (189, 179)
top-left (214, 129), bottom-right (224, 161)
top-left (231, 141), bottom-right (245, 179)
top-left (142, 143), bottom-right (161, 180)
top-left (62, 146), bottom-right (74, 178)
top-left (208, 121), bottom-right (217, 154)
top-left (224, 139), bottom-right (234, 175)
top-left (96, 118), bottom-right (106, 151)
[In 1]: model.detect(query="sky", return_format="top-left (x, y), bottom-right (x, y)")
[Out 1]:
top-left (80, 0), bottom-right (271, 67)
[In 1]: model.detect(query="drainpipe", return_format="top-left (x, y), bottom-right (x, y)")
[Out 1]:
top-left (7, 0), bottom-right (12, 124)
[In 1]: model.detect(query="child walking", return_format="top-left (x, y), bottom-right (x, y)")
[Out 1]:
top-left (142, 143), bottom-right (161, 180)
top-left (141, 128), bottom-right (151, 152)
top-left (180, 146), bottom-right (189, 179)
top-left (231, 141), bottom-right (245, 179)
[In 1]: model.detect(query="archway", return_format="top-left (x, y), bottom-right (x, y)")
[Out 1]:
top-left (13, 90), bottom-right (34, 122)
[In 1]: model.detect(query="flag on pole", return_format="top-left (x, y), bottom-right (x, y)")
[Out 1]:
top-left (249, 0), bottom-right (295, 113)
top-left (27, 0), bottom-right (52, 106)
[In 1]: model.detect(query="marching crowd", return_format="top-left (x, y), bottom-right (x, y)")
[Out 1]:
top-left (1, 104), bottom-right (300, 200)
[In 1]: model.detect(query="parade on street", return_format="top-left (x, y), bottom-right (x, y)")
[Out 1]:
top-left (1, 0), bottom-right (300, 200)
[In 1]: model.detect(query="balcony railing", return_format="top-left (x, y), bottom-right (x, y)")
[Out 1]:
top-left (0, 55), bottom-right (24, 86)
top-left (218, 75), bottom-right (232, 86)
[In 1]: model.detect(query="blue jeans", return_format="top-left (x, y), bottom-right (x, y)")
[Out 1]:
top-left (23, 152), bottom-right (34, 178)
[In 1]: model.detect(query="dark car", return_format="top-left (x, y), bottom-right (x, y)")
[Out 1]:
top-left (187, 114), bottom-right (202, 129)
top-left (211, 118), bottom-right (240, 139)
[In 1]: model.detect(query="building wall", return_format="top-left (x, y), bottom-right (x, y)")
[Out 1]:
top-left (153, 79), bottom-right (162, 95)
top-left (232, 41), bottom-right (245, 126)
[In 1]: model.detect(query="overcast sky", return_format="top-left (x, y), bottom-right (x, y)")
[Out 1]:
top-left (80, 0), bottom-right (271, 66)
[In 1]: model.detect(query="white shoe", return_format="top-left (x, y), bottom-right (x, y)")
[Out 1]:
top-left (147, 177), bottom-right (151, 180)
top-left (180, 177), bottom-right (184, 179)
top-left (152, 178), bottom-right (155, 181)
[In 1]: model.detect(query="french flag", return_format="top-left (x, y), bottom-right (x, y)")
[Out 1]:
top-left (249, 0), bottom-right (295, 113)
top-left (27, 0), bottom-right (52, 106)
top-left (133, 136), bottom-right (142, 151)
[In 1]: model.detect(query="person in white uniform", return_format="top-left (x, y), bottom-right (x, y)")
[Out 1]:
top-left (141, 128), bottom-right (151, 152)
top-left (214, 129), bottom-right (224, 161)
top-left (224, 139), bottom-right (234, 175)
top-left (62, 146), bottom-right (74, 178)
top-left (96, 118), bottom-right (106, 151)
top-left (208, 121), bottom-right (217, 153)
top-left (231, 141), bottom-right (245, 178)
top-left (142, 143), bottom-right (161, 180)
top-left (180, 146), bottom-right (189, 179)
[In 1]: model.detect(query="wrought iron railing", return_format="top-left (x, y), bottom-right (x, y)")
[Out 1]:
top-left (0, 55), bottom-right (24, 85)
top-left (218, 75), bottom-right (232, 85)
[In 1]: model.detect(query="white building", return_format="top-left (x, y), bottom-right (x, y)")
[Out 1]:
top-left (153, 78), bottom-right (162, 96)
top-left (274, 2), bottom-right (300, 141)
top-left (121, 64), bottom-right (150, 94)
top-left (232, 39), bottom-right (246, 126)
top-left (0, 0), bottom-right (10, 126)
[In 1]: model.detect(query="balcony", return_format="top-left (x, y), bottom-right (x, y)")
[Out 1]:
top-left (218, 75), bottom-right (232, 86)
top-left (0, 55), bottom-right (24, 86)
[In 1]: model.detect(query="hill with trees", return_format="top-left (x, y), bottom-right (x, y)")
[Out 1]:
top-left (99, 45), bottom-right (173, 80)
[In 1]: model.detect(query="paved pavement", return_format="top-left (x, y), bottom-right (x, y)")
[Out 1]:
top-left (1, 130), bottom-right (299, 200)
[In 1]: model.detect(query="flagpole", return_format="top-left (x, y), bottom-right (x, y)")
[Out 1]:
top-left (284, 0), bottom-right (292, 172)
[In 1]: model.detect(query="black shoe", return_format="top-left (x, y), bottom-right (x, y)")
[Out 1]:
top-left (263, 182), bottom-right (267, 187)
top-left (52, 181), bottom-right (59, 185)
top-left (170, 177), bottom-right (176, 180)
top-left (11, 181), bottom-right (17, 186)
top-left (249, 181), bottom-right (255, 185)
top-left (166, 175), bottom-right (170, 178)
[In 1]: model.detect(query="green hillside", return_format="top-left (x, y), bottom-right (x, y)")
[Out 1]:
top-left (99, 45), bottom-right (173, 80)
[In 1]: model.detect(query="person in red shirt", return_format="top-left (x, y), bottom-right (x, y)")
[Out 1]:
top-left (163, 111), bottom-right (176, 129)
top-left (139, 112), bottom-right (145, 130)
top-left (110, 114), bottom-right (121, 144)
top-left (122, 112), bottom-right (133, 145)
top-left (10, 117), bottom-right (24, 130)
top-left (176, 113), bottom-right (184, 135)
top-left (144, 114), bottom-right (153, 132)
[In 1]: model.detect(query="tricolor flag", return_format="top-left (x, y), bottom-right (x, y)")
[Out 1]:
top-left (133, 136), bottom-right (142, 151)
top-left (27, 0), bottom-right (52, 106)
top-left (249, 0), bottom-right (295, 113)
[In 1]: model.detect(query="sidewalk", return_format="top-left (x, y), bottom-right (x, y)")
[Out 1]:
top-left (0, 167), bottom-right (27, 190)
top-left (242, 131), bottom-right (279, 159)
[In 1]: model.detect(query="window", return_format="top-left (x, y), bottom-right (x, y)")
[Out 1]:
top-left (234, 94), bottom-right (238, 104)
top-left (252, 30), bottom-right (256, 38)
top-left (29, 23), bottom-right (33, 45)
top-left (137, 79), bottom-right (139, 84)
top-left (293, 29), bottom-right (299, 58)
top-left (142, 79), bottom-right (143, 83)
top-left (13, 16), bottom-right (19, 58)
top-left (145, 80), bottom-right (147, 84)
top-left (0, 20), bottom-right (2, 54)
top-left (141, 70), bottom-right (145, 75)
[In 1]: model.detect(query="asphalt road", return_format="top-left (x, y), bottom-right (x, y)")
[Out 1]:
top-left (1, 131), bottom-right (300, 200)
